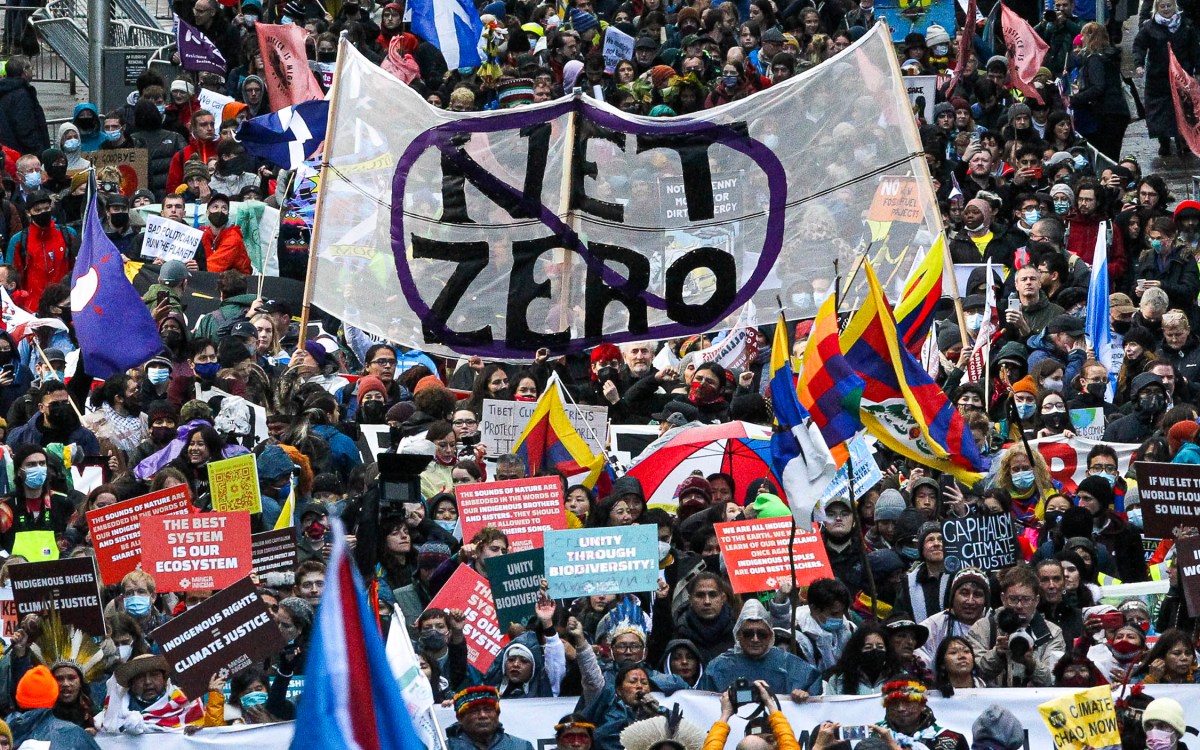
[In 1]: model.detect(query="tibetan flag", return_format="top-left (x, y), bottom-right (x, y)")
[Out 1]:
top-left (256, 23), bottom-right (324, 107)
top-left (769, 313), bottom-right (836, 524)
top-left (841, 261), bottom-right (988, 484)
top-left (894, 236), bottom-right (947, 357)
top-left (1000, 4), bottom-right (1049, 104)
top-left (798, 294), bottom-right (864, 455)
top-left (70, 187), bottom-right (163, 379)
top-left (1169, 45), bottom-right (1200, 156)
top-left (514, 379), bottom-right (608, 491)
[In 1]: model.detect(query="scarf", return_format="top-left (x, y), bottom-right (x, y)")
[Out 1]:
top-left (100, 675), bottom-right (205, 734)
top-left (1155, 11), bottom-right (1182, 31)
top-left (679, 605), bottom-right (733, 645)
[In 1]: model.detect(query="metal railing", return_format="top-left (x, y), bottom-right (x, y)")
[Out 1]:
top-left (1, 4), bottom-right (76, 86)
top-left (26, 0), bottom-right (172, 86)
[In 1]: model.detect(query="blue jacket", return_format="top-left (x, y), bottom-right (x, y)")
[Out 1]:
top-left (1175, 443), bottom-right (1200, 464)
top-left (579, 681), bottom-right (650, 750)
top-left (311, 423), bottom-right (363, 480)
top-left (7, 708), bottom-right (100, 749)
top-left (446, 723), bottom-right (534, 750)
top-left (73, 103), bottom-right (104, 152)
top-left (697, 646), bottom-right (824, 696)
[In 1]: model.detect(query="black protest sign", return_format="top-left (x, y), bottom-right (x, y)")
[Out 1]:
top-left (8, 557), bottom-right (106, 635)
top-left (941, 515), bottom-right (1016, 573)
top-left (1134, 461), bottom-right (1200, 537)
top-left (1176, 534), bottom-right (1200, 617)
top-left (150, 577), bottom-right (286, 700)
top-left (486, 547), bottom-right (545, 629)
top-left (251, 529), bottom-right (297, 574)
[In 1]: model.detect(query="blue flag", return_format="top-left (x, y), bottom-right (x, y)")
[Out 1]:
top-left (408, 0), bottom-right (483, 69)
top-left (70, 187), bottom-right (163, 378)
top-left (235, 100), bottom-right (328, 171)
top-left (1086, 221), bottom-right (1114, 400)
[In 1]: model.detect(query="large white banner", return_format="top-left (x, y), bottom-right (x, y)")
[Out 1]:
top-left (310, 24), bottom-right (942, 360)
top-left (94, 686), bottom-right (1195, 749)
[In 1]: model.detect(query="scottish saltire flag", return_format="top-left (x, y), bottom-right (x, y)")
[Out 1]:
top-left (176, 16), bottom-right (227, 76)
top-left (236, 100), bottom-right (329, 171)
top-left (894, 236), bottom-right (947, 357)
top-left (386, 607), bottom-right (443, 750)
top-left (769, 314), bottom-right (836, 524)
top-left (291, 517), bottom-right (426, 750)
top-left (513, 379), bottom-right (608, 491)
top-left (841, 261), bottom-right (989, 483)
top-left (409, 0), bottom-right (483, 69)
top-left (1087, 222), bottom-right (1115, 401)
top-left (70, 187), bottom-right (162, 379)
top-left (797, 294), bottom-right (863, 456)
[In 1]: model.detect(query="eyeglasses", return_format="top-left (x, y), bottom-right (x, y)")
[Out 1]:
top-left (740, 629), bottom-right (772, 641)
top-left (1090, 463), bottom-right (1117, 473)
top-left (1005, 595), bottom-right (1037, 606)
top-left (370, 358), bottom-right (397, 367)
top-left (613, 643), bottom-right (644, 653)
top-left (452, 419), bottom-right (478, 426)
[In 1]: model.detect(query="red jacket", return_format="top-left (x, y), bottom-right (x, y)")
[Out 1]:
top-left (166, 139), bottom-right (218, 194)
top-left (11, 221), bottom-right (74, 305)
top-left (200, 225), bottom-right (252, 274)
top-left (1067, 211), bottom-right (1127, 284)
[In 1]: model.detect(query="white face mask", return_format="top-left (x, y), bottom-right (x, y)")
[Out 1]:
top-left (117, 644), bottom-right (133, 662)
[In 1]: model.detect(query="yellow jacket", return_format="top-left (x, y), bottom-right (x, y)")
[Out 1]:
top-left (700, 711), bottom-right (800, 750)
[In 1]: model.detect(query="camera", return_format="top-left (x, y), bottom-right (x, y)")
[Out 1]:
top-left (377, 452), bottom-right (433, 517)
top-left (459, 432), bottom-right (481, 457)
top-left (996, 608), bottom-right (1034, 662)
top-left (728, 677), bottom-right (754, 709)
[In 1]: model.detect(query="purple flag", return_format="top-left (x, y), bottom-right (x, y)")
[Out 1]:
top-left (69, 187), bottom-right (164, 379)
top-left (176, 17), bottom-right (228, 76)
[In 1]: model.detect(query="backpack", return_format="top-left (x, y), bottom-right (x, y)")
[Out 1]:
top-left (12, 224), bottom-right (79, 270)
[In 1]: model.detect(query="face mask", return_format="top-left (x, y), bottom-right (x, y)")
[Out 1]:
top-left (861, 649), bottom-right (886, 672)
top-left (932, 44), bottom-right (948, 55)
top-left (419, 631), bottom-right (448, 651)
top-left (161, 330), bottom-right (183, 348)
top-left (110, 212), bottom-right (129, 229)
top-left (1042, 412), bottom-right (1068, 430)
top-left (702, 553), bottom-right (723, 573)
top-left (244, 12), bottom-right (257, 24)
top-left (434, 519), bottom-right (457, 534)
top-left (304, 519), bottom-right (328, 540)
top-left (47, 164), bottom-right (67, 180)
top-left (317, 50), bottom-right (336, 62)
top-left (41, 369), bottom-right (64, 383)
top-left (1023, 209), bottom-right (1041, 225)
top-left (1054, 200), bottom-right (1070, 214)
top-left (1146, 729), bottom-right (1177, 750)
top-left (240, 691), bottom-right (269, 710)
top-left (966, 313), bottom-right (982, 331)
top-left (1137, 395), bottom-right (1165, 414)
top-left (117, 644), bottom-right (133, 662)
top-left (1151, 239), bottom-right (1166, 253)
top-left (1016, 402), bottom-right (1036, 420)
top-left (1045, 510), bottom-right (1065, 529)
top-left (1085, 382), bottom-right (1106, 399)
top-left (819, 617), bottom-right (844, 633)
top-left (48, 401), bottom-right (77, 428)
top-left (23, 171), bottom-right (41, 189)
top-left (1110, 638), bottom-right (1141, 660)
top-left (147, 367), bottom-right (170, 385)
top-left (31, 212), bottom-right (52, 228)
top-left (208, 211), bottom-right (229, 228)
top-left (1011, 469), bottom-right (1035, 490)
top-left (195, 362), bottom-right (221, 380)
top-left (762, 134), bottom-right (779, 149)
top-left (280, 15), bottom-right (293, 23)
top-left (1094, 470), bottom-right (1116, 486)
top-left (689, 379), bottom-right (719, 403)
top-left (596, 366), bottom-right (619, 385)
top-left (791, 291), bottom-right (814, 309)
top-left (156, 104), bottom-right (166, 114)
top-left (360, 400), bottom-right (387, 424)
top-left (151, 425), bottom-right (175, 445)
top-left (722, 75), bottom-right (738, 88)
top-left (1073, 154), bottom-right (1088, 169)
top-left (899, 545), bottom-right (919, 561)
top-left (964, 218), bottom-right (984, 232)
top-left (658, 540), bottom-right (672, 561)
top-left (1043, 378), bottom-right (1063, 392)
top-left (1126, 508), bottom-right (1143, 529)
top-left (124, 594), bottom-right (152, 616)
top-left (62, 138), bottom-right (80, 153)
top-left (22, 465), bottom-right (47, 489)
top-left (103, 130), bottom-right (123, 143)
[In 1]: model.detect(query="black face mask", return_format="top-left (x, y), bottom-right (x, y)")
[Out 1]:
top-left (161, 330), bottom-right (183, 349)
top-left (701, 554), bottom-right (722, 573)
top-left (151, 425), bottom-right (175, 445)
top-left (123, 396), bottom-right (141, 416)
top-left (1085, 382), bottom-right (1106, 399)
top-left (1136, 394), bottom-right (1165, 415)
top-left (360, 400), bottom-right (387, 424)
top-left (109, 212), bottom-right (129, 229)
top-left (860, 649), bottom-right (887, 674)
top-left (76, 118), bottom-right (97, 133)
top-left (1045, 509), bottom-right (1065, 529)
top-left (1112, 320), bottom-right (1132, 335)
top-left (31, 212), bottom-right (52, 228)
top-left (597, 366), bottom-right (619, 385)
top-left (0, 351), bottom-right (11, 366)
top-left (208, 211), bottom-right (229, 228)
top-left (47, 164), bottom-right (67, 181)
top-left (1042, 412), bottom-right (1068, 430)
top-left (317, 51), bottom-right (336, 62)
top-left (48, 401), bottom-right (78, 430)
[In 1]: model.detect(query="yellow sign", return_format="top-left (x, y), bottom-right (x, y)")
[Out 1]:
top-left (1038, 685), bottom-right (1121, 750)
top-left (208, 454), bottom-right (263, 515)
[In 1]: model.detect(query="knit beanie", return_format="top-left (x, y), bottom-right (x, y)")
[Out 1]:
top-left (16, 665), bottom-right (60, 709)
top-left (966, 197), bottom-right (993, 227)
top-left (753, 492), bottom-right (791, 519)
top-left (179, 399), bottom-right (213, 424)
top-left (675, 474), bottom-right (712, 504)
top-left (0, 719), bottom-right (11, 747)
top-left (916, 521), bottom-right (942, 552)
top-left (303, 339), bottom-right (327, 368)
top-left (1168, 419), bottom-right (1200, 454)
top-left (874, 489), bottom-right (907, 522)
top-left (418, 541), bottom-right (452, 569)
top-left (414, 375), bottom-right (442, 394)
top-left (949, 566), bottom-right (989, 599)
top-left (1011, 376), bottom-right (1038, 395)
top-left (257, 444), bottom-right (294, 482)
top-left (937, 325), bottom-right (962, 352)
top-left (972, 705), bottom-right (1025, 750)
top-left (356, 376), bottom-right (388, 406)
top-left (1142, 697), bottom-right (1187, 736)
top-left (386, 402), bottom-right (416, 423)
top-left (1075, 475), bottom-right (1114, 511)
top-left (146, 399), bottom-right (178, 424)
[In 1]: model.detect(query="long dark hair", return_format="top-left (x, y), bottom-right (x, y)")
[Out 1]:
top-left (824, 623), bottom-right (899, 694)
top-left (1135, 628), bottom-right (1195, 682)
top-left (933, 635), bottom-right (976, 697)
top-left (376, 514), bottom-right (415, 588)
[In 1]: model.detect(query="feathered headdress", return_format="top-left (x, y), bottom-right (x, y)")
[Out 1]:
top-left (619, 706), bottom-right (706, 750)
top-left (595, 595), bottom-right (648, 645)
top-left (30, 607), bottom-right (107, 684)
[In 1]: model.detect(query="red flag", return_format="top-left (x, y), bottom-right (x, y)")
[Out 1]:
top-left (1000, 4), bottom-right (1049, 104)
top-left (948, 0), bottom-right (978, 92)
top-left (255, 23), bottom-right (324, 107)
top-left (1169, 45), bottom-right (1200, 155)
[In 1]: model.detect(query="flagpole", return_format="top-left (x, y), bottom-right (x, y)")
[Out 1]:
top-left (297, 32), bottom-right (349, 343)
top-left (939, 232), bottom-right (970, 349)
top-left (835, 251), bottom-right (868, 314)
top-left (551, 370), bottom-right (625, 475)
top-left (775, 294), bottom-right (801, 655)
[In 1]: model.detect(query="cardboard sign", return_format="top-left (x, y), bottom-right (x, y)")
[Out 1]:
top-left (86, 485), bottom-right (193, 585)
top-left (601, 26), bottom-right (634, 74)
top-left (940, 514), bottom-right (1017, 573)
top-left (456, 477), bottom-right (567, 553)
top-left (424, 566), bottom-right (506, 673)
top-left (1175, 534), bottom-right (1200, 617)
top-left (486, 548), bottom-right (545, 629)
top-left (543, 526), bottom-right (659, 599)
top-left (83, 148), bottom-right (149, 196)
top-left (1038, 685), bottom-right (1121, 750)
top-left (0, 588), bottom-right (19, 646)
top-left (150, 577), bottom-right (285, 700)
top-left (141, 513), bottom-right (253, 592)
top-left (1069, 408), bottom-right (1105, 440)
top-left (208, 454), bottom-right (263, 515)
top-left (903, 75), bottom-right (937, 123)
top-left (1133, 461), bottom-right (1200, 537)
top-left (480, 398), bottom-right (607, 456)
top-left (251, 529), bottom-right (298, 575)
top-left (8, 557), bottom-right (105, 635)
top-left (714, 518), bottom-right (832, 594)
top-left (867, 176), bottom-right (924, 224)
top-left (141, 215), bottom-right (204, 263)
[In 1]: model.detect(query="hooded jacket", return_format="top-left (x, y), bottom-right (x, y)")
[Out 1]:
top-left (56, 122), bottom-right (90, 172)
top-left (72, 103), bottom-right (104, 152)
top-left (766, 602), bottom-right (856, 673)
top-left (483, 633), bottom-right (558, 698)
top-left (660, 638), bottom-right (704, 688)
top-left (0, 76), bottom-right (50, 155)
top-left (697, 600), bottom-right (823, 695)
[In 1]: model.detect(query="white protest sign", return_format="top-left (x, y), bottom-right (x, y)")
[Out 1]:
top-left (905, 74), bottom-right (937, 123)
top-left (197, 87), bottom-right (234, 119)
top-left (142, 215), bottom-right (203, 262)
top-left (480, 398), bottom-right (607, 456)
top-left (602, 26), bottom-right (635, 73)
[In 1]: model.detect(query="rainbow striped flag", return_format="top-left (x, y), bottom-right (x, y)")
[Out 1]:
top-left (798, 294), bottom-right (863, 457)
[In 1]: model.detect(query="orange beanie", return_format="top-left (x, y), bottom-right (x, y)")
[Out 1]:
top-left (16, 665), bottom-right (59, 709)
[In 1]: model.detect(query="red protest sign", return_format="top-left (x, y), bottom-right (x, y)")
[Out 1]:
top-left (140, 513), bottom-right (253, 592)
top-left (456, 477), bottom-right (567, 552)
top-left (425, 565), bottom-right (508, 673)
top-left (85, 485), bottom-right (193, 585)
top-left (714, 517), bottom-right (832, 594)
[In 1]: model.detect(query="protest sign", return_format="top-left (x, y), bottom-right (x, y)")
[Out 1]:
top-left (141, 215), bottom-right (204, 263)
top-left (713, 518), bottom-right (831, 594)
top-left (151, 577), bottom-right (285, 700)
top-left (903, 75), bottom-right (937, 122)
top-left (358, 423), bottom-right (394, 461)
top-left (86, 485), bottom-right (194, 585)
top-left (941, 514), bottom-right (1017, 573)
top-left (197, 87), bottom-right (235, 119)
top-left (876, 0), bottom-right (956, 42)
top-left (83, 148), bottom-right (149, 196)
top-left (1038, 685), bottom-right (1121, 750)
top-left (251, 529), bottom-right (297, 575)
top-left (0, 589), bottom-right (16, 645)
top-left (424, 566), bottom-right (506, 673)
top-left (1133, 461), bottom-right (1200, 537)
top-left (457, 477), bottom-right (567, 553)
top-left (867, 176), bottom-right (924, 224)
top-left (693, 321), bottom-right (762, 372)
top-left (208, 453), bottom-right (263, 514)
top-left (1175, 534), bottom-right (1200, 617)
top-left (8, 557), bottom-right (105, 635)
top-left (817, 434), bottom-right (884, 513)
top-left (609, 425), bottom-right (659, 468)
top-left (601, 26), bottom-right (634, 73)
top-left (481, 399), bottom-right (607, 455)
top-left (486, 548), bottom-right (545, 629)
top-left (1032, 436), bottom-right (1138, 501)
top-left (1069, 408), bottom-right (1105, 440)
top-left (141, 513), bottom-right (253, 592)
top-left (544, 526), bottom-right (658, 598)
